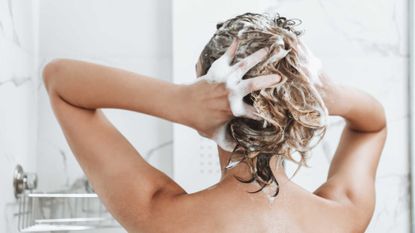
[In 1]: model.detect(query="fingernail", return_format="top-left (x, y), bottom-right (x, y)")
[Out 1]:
top-left (254, 47), bottom-right (267, 55)
top-left (273, 75), bottom-right (281, 82)
top-left (261, 47), bottom-right (270, 53)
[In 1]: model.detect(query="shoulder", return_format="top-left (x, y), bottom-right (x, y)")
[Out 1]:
top-left (310, 182), bottom-right (374, 233)
top-left (139, 189), bottom-right (224, 233)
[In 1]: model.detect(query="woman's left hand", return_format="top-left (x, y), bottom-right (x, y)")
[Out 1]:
top-left (181, 39), bottom-right (281, 151)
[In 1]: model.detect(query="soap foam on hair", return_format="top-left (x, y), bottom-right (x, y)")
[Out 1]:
top-left (197, 12), bottom-right (329, 198)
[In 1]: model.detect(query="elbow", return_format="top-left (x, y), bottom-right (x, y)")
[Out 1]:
top-left (376, 105), bottom-right (388, 144)
top-left (370, 100), bottom-right (387, 133)
top-left (42, 58), bottom-right (66, 93)
top-left (366, 93), bottom-right (387, 133)
top-left (378, 103), bottom-right (388, 132)
top-left (379, 101), bottom-right (386, 123)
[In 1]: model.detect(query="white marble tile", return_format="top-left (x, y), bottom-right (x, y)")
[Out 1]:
top-left (0, 0), bottom-right (37, 232)
top-left (368, 172), bottom-right (411, 232)
top-left (315, 0), bottom-right (407, 57)
top-left (321, 56), bottom-right (408, 123)
top-left (38, 0), bottom-right (171, 59)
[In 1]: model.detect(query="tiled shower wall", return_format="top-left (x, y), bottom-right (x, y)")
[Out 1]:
top-left (0, 0), bottom-right (38, 232)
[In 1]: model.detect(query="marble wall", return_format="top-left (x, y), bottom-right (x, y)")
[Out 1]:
top-left (36, 0), bottom-right (174, 193)
top-left (172, 0), bottom-right (410, 232)
top-left (0, 0), bottom-right (38, 232)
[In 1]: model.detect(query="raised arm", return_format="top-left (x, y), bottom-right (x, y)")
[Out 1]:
top-left (42, 59), bottom-right (190, 232)
top-left (42, 45), bottom-right (280, 231)
top-left (313, 73), bottom-right (387, 228)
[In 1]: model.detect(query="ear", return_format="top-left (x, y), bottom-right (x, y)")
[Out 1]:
top-left (216, 22), bottom-right (224, 29)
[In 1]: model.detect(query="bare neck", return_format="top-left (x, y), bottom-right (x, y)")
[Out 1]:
top-left (216, 146), bottom-right (289, 183)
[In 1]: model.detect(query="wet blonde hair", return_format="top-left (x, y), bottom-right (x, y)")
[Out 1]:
top-left (198, 13), bottom-right (328, 196)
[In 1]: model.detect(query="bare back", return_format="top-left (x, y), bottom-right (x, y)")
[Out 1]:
top-left (43, 59), bottom-right (386, 233)
top-left (148, 171), bottom-right (359, 233)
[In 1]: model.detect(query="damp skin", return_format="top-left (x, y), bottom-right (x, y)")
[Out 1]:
top-left (263, 183), bottom-right (278, 203)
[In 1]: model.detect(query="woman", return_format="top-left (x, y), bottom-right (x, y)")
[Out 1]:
top-left (42, 13), bottom-right (387, 233)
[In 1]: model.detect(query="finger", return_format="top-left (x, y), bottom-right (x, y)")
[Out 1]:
top-left (211, 124), bottom-right (237, 152)
top-left (209, 96), bottom-right (232, 113)
top-left (207, 38), bottom-right (240, 82)
top-left (228, 94), bottom-right (262, 120)
top-left (225, 72), bottom-right (242, 88)
top-left (230, 47), bottom-right (268, 79)
top-left (202, 74), bottom-right (218, 84)
top-left (240, 103), bottom-right (262, 120)
top-left (219, 99), bottom-right (232, 114)
top-left (223, 37), bottom-right (240, 64)
top-left (213, 37), bottom-right (240, 67)
top-left (238, 74), bottom-right (281, 96)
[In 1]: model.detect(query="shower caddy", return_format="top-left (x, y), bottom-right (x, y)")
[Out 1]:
top-left (13, 164), bottom-right (120, 232)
